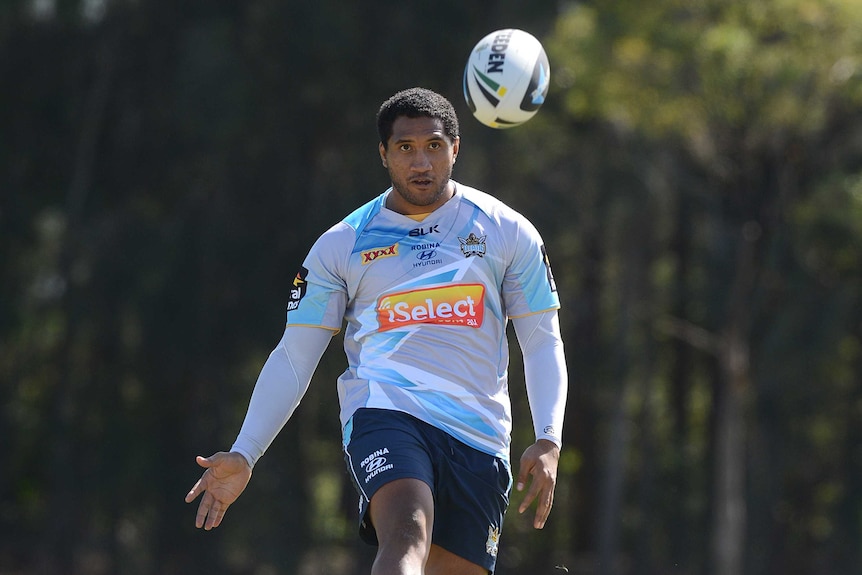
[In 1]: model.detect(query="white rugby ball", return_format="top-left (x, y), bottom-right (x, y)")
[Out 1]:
top-left (463, 29), bottom-right (550, 129)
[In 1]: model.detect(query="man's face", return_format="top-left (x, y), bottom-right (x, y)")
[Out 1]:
top-left (379, 115), bottom-right (460, 215)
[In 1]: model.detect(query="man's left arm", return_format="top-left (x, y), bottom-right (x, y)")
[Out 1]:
top-left (511, 309), bottom-right (568, 529)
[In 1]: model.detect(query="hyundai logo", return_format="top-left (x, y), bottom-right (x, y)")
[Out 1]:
top-left (416, 250), bottom-right (437, 261)
top-left (364, 456), bottom-right (388, 473)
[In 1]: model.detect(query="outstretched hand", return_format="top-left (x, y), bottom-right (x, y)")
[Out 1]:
top-left (185, 452), bottom-right (252, 530)
top-left (516, 439), bottom-right (560, 529)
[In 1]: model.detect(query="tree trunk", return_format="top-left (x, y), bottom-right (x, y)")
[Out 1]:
top-left (709, 220), bottom-right (760, 575)
top-left (710, 332), bottom-right (749, 575)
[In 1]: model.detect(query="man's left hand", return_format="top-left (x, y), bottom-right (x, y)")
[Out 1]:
top-left (515, 439), bottom-right (560, 529)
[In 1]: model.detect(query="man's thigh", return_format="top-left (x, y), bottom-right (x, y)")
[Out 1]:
top-left (427, 543), bottom-right (489, 575)
top-left (343, 408), bottom-right (436, 544)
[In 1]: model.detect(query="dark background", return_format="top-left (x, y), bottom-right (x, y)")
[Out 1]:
top-left (3, 1), bottom-right (862, 573)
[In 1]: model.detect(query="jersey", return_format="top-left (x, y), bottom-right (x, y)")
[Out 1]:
top-left (286, 182), bottom-right (560, 461)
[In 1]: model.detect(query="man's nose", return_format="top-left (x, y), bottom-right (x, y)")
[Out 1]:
top-left (411, 151), bottom-right (432, 170)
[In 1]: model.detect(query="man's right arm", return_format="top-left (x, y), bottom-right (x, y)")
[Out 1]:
top-left (230, 325), bottom-right (335, 467)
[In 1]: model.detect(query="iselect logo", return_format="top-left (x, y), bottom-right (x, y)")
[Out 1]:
top-left (376, 284), bottom-right (485, 331)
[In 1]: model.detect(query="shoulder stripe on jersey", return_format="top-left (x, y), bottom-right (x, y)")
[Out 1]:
top-left (343, 191), bottom-right (387, 236)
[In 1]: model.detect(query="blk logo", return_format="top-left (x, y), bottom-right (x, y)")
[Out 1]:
top-left (409, 225), bottom-right (439, 237)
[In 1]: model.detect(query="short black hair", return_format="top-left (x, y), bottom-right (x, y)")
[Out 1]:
top-left (377, 88), bottom-right (460, 149)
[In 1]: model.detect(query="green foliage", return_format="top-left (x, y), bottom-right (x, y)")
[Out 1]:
top-left (549, 0), bottom-right (862, 163)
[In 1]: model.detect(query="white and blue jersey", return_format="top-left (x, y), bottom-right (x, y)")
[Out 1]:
top-left (286, 182), bottom-right (559, 462)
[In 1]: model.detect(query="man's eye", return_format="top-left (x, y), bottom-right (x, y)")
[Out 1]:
top-left (429, 142), bottom-right (441, 150)
top-left (400, 144), bottom-right (411, 152)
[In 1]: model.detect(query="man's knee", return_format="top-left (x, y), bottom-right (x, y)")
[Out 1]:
top-left (369, 478), bottom-right (435, 552)
top-left (385, 509), bottom-right (431, 549)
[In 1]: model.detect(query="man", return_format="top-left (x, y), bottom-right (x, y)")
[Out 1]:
top-left (186, 87), bottom-right (568, 575)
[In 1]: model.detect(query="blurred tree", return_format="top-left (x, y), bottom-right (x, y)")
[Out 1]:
top-left (523, 0), bottom-right (862, 573)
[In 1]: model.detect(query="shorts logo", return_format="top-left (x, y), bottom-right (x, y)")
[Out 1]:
top-left (286, 266), bottom-right (308, 311)
top-left (377, 284), bottom-right (485, 331)
top-left (486, 525), bottom-right (500, 557)
top-left (459, 232), bottom-right (487, 258)
top-left (364, 455), bottom-right (388, 473)
top-left (361, 244), bottom-right (399, 264)
top-left (360, 447), bottom-right (393, 484)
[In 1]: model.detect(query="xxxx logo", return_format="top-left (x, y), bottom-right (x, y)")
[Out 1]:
top-left (361, 244), bottom-right (399, 265)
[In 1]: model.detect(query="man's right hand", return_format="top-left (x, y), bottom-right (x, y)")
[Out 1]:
top-left (185, 451), bottom-right (252, 530)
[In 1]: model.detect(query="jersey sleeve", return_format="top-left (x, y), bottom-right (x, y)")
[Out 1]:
top-left (502, 216), bottom-right (560, 317)
top-left (231, 326), bottom-right (334, 467)
top-left (512, 310), bottom-right (567, 448)
top-left (286, 222), bottom-right (353, 330)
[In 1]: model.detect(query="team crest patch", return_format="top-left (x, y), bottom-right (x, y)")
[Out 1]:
top-left (485, 525), bottom-right (500, 557)
top-left (459, 232), bottom-right (487, 257)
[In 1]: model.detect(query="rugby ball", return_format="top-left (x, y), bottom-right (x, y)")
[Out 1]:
top-left (463, 29), bottom-right (550, 129)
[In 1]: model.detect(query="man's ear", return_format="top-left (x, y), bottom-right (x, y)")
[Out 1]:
top-left (379, 142), bottom-right (388, 167)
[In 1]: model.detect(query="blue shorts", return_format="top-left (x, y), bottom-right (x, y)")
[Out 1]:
top-left (343, 408), bottom-right (512, 572)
